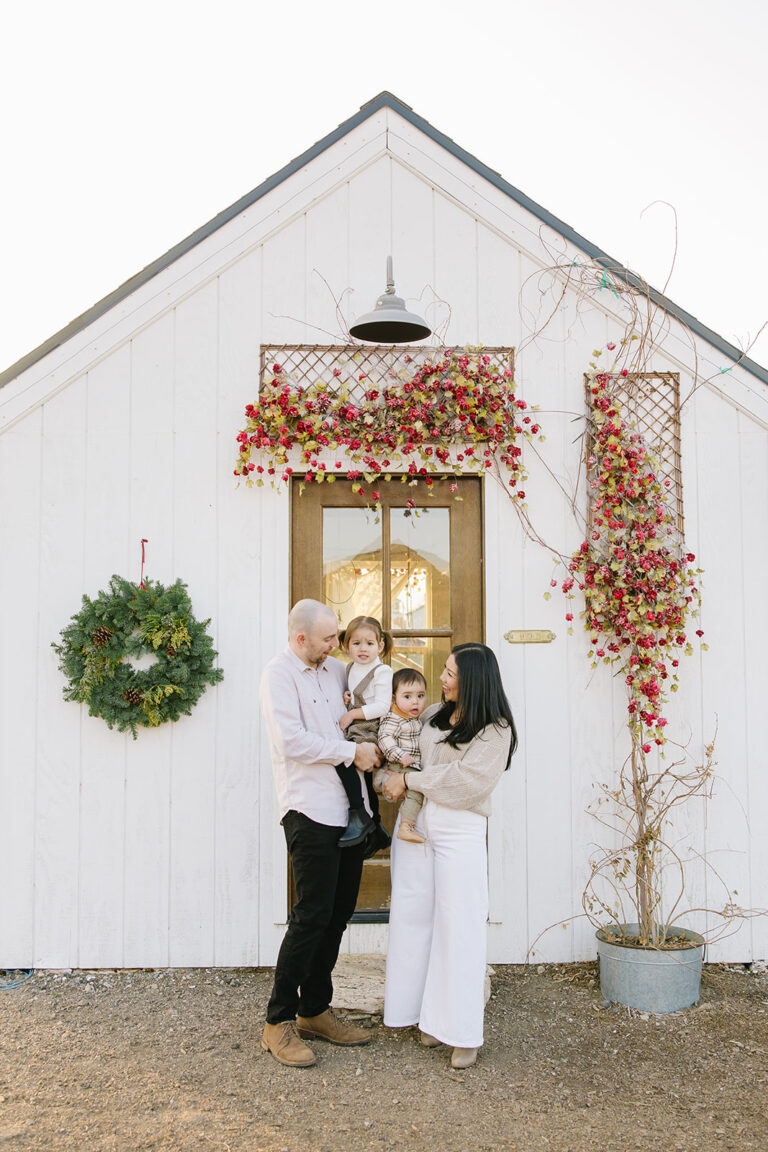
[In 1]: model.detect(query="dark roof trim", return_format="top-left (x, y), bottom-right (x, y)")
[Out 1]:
top-left (372, 94), bottom-right (768, 387)
top-left (2, 90), bottom-right (766, 389)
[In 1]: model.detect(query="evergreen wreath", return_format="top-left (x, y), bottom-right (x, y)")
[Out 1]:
top-left (53, 575), bottom-right (224, 738)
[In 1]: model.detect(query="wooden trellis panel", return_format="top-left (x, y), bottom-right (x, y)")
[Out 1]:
top-left (259, 344), bottom-right (515, 401)
top-left (585, 372), bottom-right (683, 535)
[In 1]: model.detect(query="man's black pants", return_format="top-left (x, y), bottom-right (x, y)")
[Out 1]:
top-left (266, 810), bottom-right (365, 1024)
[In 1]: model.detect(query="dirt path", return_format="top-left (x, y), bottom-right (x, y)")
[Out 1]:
top-left (1, 963), bottom-right (767, 1151)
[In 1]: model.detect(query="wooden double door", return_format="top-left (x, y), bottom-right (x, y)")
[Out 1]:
top-left (291, 476), bottom-right (484, 919)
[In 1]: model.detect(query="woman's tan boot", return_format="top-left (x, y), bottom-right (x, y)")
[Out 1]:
top-left (419, 1031), bottom-right (442, 1047)
top-left (451, 1046), bottom-right (478, 1069)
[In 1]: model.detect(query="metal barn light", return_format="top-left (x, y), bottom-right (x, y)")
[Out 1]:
top-left (349, 256), bottom-right (431, 344)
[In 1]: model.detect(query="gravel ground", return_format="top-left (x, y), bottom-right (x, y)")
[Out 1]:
top-left (1, 962), bottom-right (767, 1151)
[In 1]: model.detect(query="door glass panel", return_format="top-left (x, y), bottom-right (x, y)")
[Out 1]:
top-left (323, 508), bottom-right (382, 629)
top-left (390, 508), bottom-right (450, 630)
top-left (391, 637), bottom-right (451, 706)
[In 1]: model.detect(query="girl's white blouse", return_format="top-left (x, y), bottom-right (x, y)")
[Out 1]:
top-left (346, 658), bottom-right (394, 720)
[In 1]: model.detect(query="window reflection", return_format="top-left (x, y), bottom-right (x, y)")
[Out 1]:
top-left (391, 637), bottom-right (450, 707)
top-left (323, 508), bottom-right (383, 629)
top-left (390, 509), bottom-right (450, 630)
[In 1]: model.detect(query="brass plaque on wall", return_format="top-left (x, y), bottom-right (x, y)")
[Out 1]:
top-left (504, 629), bottom-right (556, 644)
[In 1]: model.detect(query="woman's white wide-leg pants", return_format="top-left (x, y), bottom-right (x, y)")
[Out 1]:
top-left (383, 800), bottom-right (488, 1049)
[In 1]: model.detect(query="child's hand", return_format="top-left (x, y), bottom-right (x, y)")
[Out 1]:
top-left (343, 690), bottom-right (352, 706)
top-left (340, 709), bottom-right (358, 731)
top-left (400, 754), bottom-right (414, 768)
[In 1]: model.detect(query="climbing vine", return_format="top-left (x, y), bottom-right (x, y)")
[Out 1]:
top-left (556, 356), bottom-right (704, 749)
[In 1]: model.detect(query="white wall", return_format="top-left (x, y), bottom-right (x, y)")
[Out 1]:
top-left (1, 108), bottom-right (766, 967)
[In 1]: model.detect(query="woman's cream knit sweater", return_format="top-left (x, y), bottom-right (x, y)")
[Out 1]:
top-left (405, 706), bottom-right (513, 817)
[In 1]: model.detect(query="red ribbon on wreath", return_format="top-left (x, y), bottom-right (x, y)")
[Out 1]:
top-left (139, 539), bottom-right (148, 590)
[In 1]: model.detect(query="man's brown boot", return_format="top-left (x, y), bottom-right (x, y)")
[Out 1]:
top-left (296, 1007), bottom-right (372, 1046)
top-left (261, 1021), bottom-right (316, 1066)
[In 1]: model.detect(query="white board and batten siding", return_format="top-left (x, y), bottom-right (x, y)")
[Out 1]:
top-left (1, 102), bottom-right (767, 969)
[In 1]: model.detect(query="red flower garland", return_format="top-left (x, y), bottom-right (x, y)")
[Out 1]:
top-left (234, 349), bottom-right (538, 505)
top-left (559, 364), bottom-right (704, 748)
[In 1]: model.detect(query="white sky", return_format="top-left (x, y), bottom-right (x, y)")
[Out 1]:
top-left (2, 0), bottom-right (766, 375)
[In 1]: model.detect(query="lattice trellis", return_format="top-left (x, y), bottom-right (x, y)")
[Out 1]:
top-left (259, 344), bottom-right (515, 401)
top-left (585, 372), bottom-right (683, 535)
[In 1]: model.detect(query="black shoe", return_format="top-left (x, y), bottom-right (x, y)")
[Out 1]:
top-left (338, 808), bottom-right (375, 848)
top-left (363, 821), bottom-right (392, 859)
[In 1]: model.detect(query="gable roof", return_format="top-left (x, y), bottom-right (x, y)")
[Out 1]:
top-left (2, 91), bottom-right (766, 389)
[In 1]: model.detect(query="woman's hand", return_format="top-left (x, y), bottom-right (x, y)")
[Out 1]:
top-left (382, 772), bottom-right (407, 801)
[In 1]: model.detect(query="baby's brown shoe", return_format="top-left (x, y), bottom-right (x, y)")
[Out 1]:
top-left (397, 819), bottom-right (426, 844)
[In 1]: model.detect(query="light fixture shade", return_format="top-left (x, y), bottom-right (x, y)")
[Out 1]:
top-left (349, 256), bottom-right (431, 344)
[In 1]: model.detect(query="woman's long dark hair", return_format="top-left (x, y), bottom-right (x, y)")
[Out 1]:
top-left (430, 643), bottom-right (518, 770)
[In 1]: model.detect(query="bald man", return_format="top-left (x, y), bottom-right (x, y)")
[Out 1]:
top-left (259, 599), bottom-right (381, 1066)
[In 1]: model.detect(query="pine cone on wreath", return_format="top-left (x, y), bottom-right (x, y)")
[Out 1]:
top-left (123, 687), bottom-right (144, 706)
top-left (92, 626), bottom-right (113, 648)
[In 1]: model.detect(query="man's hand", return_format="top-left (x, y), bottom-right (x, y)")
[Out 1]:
top-left (354, 742), bottom-right (382, 773)
top-left (383, 772), bottom-right (407, 801)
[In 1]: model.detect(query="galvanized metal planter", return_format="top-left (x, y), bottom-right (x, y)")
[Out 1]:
top-left (596, 924), bottom-right (704, 1014)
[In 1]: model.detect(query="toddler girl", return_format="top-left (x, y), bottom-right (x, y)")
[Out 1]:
top-left (376, 669), bottom-right (428, 843)
top-left (336, 615), bottom-right (393, 851)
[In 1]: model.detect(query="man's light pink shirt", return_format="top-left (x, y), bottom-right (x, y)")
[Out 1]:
top-left (260, 648), bottom-right (371, 826)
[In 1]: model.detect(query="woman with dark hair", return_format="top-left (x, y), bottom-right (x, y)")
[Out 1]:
top-left (382, 643), bottom-right (517, 1069)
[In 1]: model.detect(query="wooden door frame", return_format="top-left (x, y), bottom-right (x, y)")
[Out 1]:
top-left (288, 474), bottom-right (485, 921)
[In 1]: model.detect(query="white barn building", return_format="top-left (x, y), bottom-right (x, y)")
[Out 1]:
top-left (1, 92), bottom-right (766, 970)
